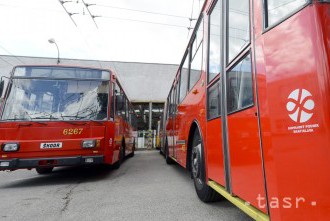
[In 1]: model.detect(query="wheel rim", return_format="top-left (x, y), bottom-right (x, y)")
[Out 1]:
top-left (192, 146), bottom-right (202, 186)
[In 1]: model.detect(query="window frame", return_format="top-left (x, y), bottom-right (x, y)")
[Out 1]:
top-left (207, 78), bottom-right (222, 120)
top-left (226, 0), bottom-right (252, 66)
top-left (263, 0), bottom-right (312, 32)
top-left (179, 52), bottom-right (190, 104)
top-left (207, 0), bottom-right (221, 84)
top-left (189, 19), bottom-right (204, 91)
top-left (226, 51), bottom-right (255, 115)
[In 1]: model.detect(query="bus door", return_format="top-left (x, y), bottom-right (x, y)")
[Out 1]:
top-left (222, 0), bottom-right (267, 213)
top-left (206, 0), bottom-right (226, 187)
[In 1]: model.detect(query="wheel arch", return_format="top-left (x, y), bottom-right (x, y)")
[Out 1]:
top-left (186, 120), bottom-right (205, 174)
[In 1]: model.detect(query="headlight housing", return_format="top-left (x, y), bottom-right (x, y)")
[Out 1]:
top-left (2, 143), bottom-right (20, 152)
top-left (82, 140), bottom-right (96, 148)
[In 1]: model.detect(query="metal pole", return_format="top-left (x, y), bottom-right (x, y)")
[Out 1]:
top-left (148, 102), bottom-right (152, 130)
top-left (54, 42), bottom-right (60, 64)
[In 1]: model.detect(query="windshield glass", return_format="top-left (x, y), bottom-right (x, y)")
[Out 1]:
top-left (1, 79), bottom-right (109, 121)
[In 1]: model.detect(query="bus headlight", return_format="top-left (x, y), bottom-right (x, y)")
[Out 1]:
top-left (82, 140), bottom-right (96, 148)
top-left (2, 143), bottom-right (20, 152)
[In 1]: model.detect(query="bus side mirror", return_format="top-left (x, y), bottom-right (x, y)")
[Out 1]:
top-left (0, 80), bottom-right (4, 97)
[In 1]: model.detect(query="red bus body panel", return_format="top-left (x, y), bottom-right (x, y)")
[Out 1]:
top-left (254, 3), bottom-right (330, 220)
top-left (166, 1), bottom-right (330, 220)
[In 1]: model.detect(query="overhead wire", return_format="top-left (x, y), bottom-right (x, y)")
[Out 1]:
top-left (81, 0), bottom-right (99, 28)
top-left (0, 56), bottom-right (14, 66)
top-left (0, 44), bottom-right (25, 64)
top-left (58, 0), bottom-right (78, 27)
top-left (0, 2), bottom-right (191, 30)
top-left (187, 0), bottom-right (196, 38)
top-left (87, 3), bottom-right (190, 20)
top-left (99, 15), bottom-right (189, 29)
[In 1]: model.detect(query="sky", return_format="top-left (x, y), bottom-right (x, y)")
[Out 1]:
top-left (0, 0), bottom-right (204, 64)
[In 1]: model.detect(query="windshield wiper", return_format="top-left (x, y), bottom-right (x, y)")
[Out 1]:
top-left (33, 116), bottom-right (60, 120)
top-left (60, 114), bottom-right (87, 125)
top-left (4, 118), bottom-right (29, 121)
top-left (24, 112), bottom-right (47, 125)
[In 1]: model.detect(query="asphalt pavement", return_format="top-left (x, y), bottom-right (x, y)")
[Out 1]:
top-left (0, 150), bottom-right (252, 221)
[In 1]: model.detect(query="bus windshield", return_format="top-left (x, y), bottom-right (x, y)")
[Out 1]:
top-left (1, 78), bottom-right (109, 121)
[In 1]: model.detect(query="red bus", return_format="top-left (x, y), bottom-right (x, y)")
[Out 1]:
top-left (0, 65), bottom-right (136, 174)
top-left (164, 0), bottom-right (329, 220)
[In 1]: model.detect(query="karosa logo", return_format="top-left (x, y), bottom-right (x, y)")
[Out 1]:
top-left (286, 89), bottom-right (315, 123)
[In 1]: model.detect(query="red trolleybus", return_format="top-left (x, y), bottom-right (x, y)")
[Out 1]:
top-left (0, 65), bottom-right (136, 174)
top-left (164, 0), bottom-right (329, 220)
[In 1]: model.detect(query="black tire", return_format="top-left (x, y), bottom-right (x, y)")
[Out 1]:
top-left (128, 143), bottom-right (135, 158)
top-left (191, 130), bottom-right (221, 202)
top-left (165, 138), bottom-right (174, 165)
top-left (36, 167), bottom-right (53, 175)
top-left (112, 145), bottom-right (124, 169)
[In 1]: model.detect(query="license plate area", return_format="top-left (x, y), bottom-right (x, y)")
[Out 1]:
top-left (40, 142), bottom-right (63, 149)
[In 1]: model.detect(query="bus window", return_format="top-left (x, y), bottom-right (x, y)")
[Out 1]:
top-left (227, 53), bottom-right (253, 113)
top-left (266, 0), bottom-right (309, 27)
top-left (190, 20), bottom-right (203, 91)
top-left (110, 83), bottom-right (115, 119)
top-left (227, 0), bottom-right (250, 63)
top-left (207, 80), bottom-right (221, 119)
top-left (208, 1), bottom-right (221, 83)
top-left (115, 83), bottom-right (122, 117)
top-left (179, 54), bottom-right (189, 103)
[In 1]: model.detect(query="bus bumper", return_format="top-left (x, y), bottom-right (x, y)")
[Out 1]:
top-left (0, 155), bottom-right (104, 170)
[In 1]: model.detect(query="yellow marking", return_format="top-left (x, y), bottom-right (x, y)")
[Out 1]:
top-left (2, 155), bottom-right (7, 158)
top-left (208, 181), bottom-right (270, 221)
top-left (93, 151), bottom-right (99, 154)
top-left (170, 156), bottom-right (177, 162)
top-left (96, 140), bottom-right (100, 148)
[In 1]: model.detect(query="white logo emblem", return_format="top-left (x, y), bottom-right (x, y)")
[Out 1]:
top-left (286, 89), bottom-right (315, 123)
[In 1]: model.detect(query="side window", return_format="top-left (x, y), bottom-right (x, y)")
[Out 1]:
top-left (190, 20), bottom-right (203, 90)
top-left (123, 97), bottom-right (128, 121)
top-left (171, 87), bottom-right (175, 114)
top-left (208, 0), bottom-right (221, 83)
top-left (227, 53), bottom-right (253, 113)
top-left (176, 81), bottom-right (180, 108)
top-left (179, 55), bottom-right (189, 103)
top-left (110, 83), bottom-right (115, 119)
top-left (207, 80), bottom-right (221, 119)
top-left (115, 83), bottom-right (121, 117)
top-left (125, 98), bottom-right (129, 121)
top-left (168, 92), bottom-right (172, 117)
top-left (266, 0), bottom-right (309, 27)
top-left (227, 0), bottom-right (250, 63)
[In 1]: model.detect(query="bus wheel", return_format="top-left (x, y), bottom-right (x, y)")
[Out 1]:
top-left (113, 146), bottom-right (124, 169)
top-left (36, 167), bottom-right (53, 175)
top-left (128, 143), bottom-right (135, 158)
top-left (165, 139), bottom-right (174, 165)
top-left (191, 130), bottom-right (221, 202)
